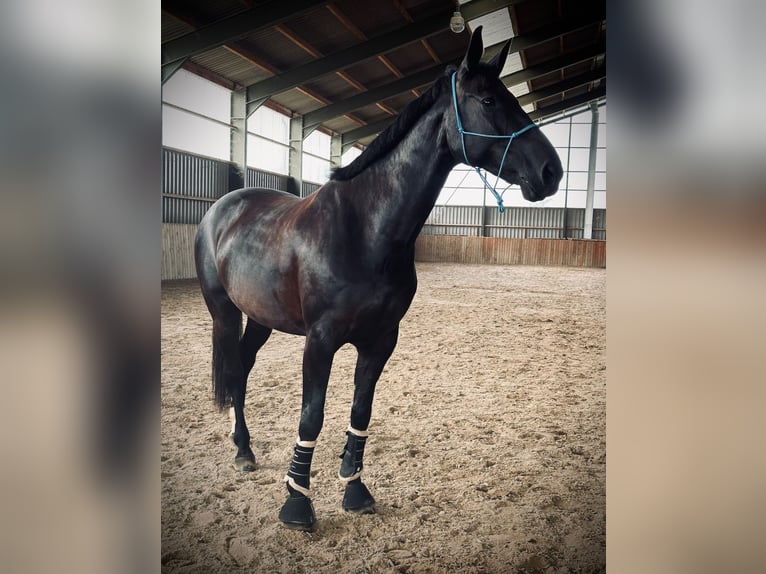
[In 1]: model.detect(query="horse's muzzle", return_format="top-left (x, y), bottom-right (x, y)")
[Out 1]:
top-left (519, 158), bottom-right (563, 202)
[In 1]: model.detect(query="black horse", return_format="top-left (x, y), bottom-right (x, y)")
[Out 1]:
top-left (195, 27), bottom-right (563, 531)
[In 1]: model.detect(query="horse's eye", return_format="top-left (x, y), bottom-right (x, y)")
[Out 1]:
top-left (481, 97), bottom-right (495, 106)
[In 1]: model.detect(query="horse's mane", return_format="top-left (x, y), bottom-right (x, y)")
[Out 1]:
top-left (330, 69), bottom-right (452, 181)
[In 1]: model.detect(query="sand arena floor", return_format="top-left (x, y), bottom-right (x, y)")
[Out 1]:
top-left (162, 263), bottom-right (605, 573)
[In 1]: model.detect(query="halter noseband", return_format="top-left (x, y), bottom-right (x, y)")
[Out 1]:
top-left (450, 71), bottom-right (537, 212)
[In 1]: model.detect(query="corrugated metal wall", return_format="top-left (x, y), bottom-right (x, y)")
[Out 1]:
top-left (302, 182), bottom-right (321, 197)
top-left (162, 148), bottom-right (230, 224)
top-left (426, 206), bottom-right (483, 235)
top-left (247, 167), bottom-right (289, 191)
top-left (162, 148), bottom-right (229, 225)
top-left (162, 148), bottom-right (230, 199)
top-left (163, 148), bottom-right (293, 225)
top-left (422, 206), bottom-right (606, 240)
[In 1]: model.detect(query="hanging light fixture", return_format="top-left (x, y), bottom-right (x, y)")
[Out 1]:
top-left (449, 9), bottom-right (465, 33)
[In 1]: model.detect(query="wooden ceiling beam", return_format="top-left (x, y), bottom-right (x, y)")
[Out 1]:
top-left (517, 67), bottom-right (605, 107)
top-left (303, 30), bottom-right (605, 131)
top-left (326, 4), bottom-right (408, 86)
top-left (246, 0), bottom-right (527, 105)
top-left (529, 85), bottom-right (606, 121)
top-left (392, 0), bottom-right (440, 64)
top-left (274, 23), bottom-right (368, 93)
top-left (165, 7), bottom-right (363, 123)
top-left (162, 0), bottom-right (333, 66)
top-left (340, 57), bottom-right (605, 147)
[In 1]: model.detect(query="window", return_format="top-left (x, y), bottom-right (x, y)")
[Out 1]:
top-left (161, 69), bottom-right (231, 160)
top-left (302, 130), bottom-right (331, 184)
top-left (247, 106), bottom-right (290, 175)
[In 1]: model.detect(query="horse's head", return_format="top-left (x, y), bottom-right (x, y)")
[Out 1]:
top-left (446, 27), bottom-right (563, 202)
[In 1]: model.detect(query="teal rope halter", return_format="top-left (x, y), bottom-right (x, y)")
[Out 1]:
top-left (450, 72), bottom-right (537, 213)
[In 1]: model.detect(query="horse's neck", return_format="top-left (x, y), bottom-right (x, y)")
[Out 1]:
top-left (351, 106), bottom-right (456, 248)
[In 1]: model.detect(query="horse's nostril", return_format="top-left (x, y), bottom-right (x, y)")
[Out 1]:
top-left (541, 161), bottom-right (561, 188)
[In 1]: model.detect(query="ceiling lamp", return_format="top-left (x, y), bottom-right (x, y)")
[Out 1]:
top-left (450, 10), bottom-right (465, 33)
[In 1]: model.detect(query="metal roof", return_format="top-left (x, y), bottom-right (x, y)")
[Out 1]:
top-left (162, 0), bottom-right (606, 148)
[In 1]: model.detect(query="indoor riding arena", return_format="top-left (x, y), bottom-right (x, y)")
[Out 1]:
top-left (162, 1), bottom-right (606, 572)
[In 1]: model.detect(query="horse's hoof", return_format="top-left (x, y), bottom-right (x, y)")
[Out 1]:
top-left (342, 479), bottom-right (376, 514)
top-left (233, 454), bottom-right (256, 472)
top-left (278, 495), bottom-right (316, 531)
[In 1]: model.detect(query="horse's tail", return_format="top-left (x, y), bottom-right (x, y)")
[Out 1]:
top-left (195, 218), bottom-right (243, 412)
top-left (211, 309), bottom-right (242, 411)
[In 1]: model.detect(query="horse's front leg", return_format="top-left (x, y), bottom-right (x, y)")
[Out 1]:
top-left (278, 325), bottom-right (338, 531)
top-left (339, 327), bottom-right (400, 514)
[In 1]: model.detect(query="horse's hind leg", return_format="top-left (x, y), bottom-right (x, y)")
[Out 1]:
top-left (339, 327), bottom-right (400, 514)
top-left (230, 318), bottom-right (272, 468)
top-left (202, 289), bottom-right (262, 471)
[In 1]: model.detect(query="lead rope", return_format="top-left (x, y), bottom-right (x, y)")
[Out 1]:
top-left (450, 71), bottom-right (537, 213)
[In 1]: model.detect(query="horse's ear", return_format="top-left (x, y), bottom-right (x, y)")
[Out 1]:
top-left (460, 26), bottom-right (484, 73)
top-left (487, 40), bottom-right (510, 78)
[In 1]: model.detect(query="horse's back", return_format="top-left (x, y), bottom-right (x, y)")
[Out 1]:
top-left (201, 187), bottom-right (301, 230)
top-left (197, 187), bottom-right (303, 254)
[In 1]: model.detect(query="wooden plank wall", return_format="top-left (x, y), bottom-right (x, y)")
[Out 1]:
top-left (162, 224), bottom-right (198, 280)
top-left (414, 235), bottom-right (606, 268)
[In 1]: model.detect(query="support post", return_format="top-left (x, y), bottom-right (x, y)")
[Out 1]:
top-left (288, 115), bottom-right (304, 197)
top-left (481, 178), bottom-right (488, 238)
top-left (562, 116), bottom-right (573, 238)
top-left (330, 134), bottom-right (342, 171)
top-left (583, 102), bottom-right (600, 239)
top-left (230, 88), bottom-right (248, 191)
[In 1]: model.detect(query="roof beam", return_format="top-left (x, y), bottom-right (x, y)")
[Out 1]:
top-left (304, 66), bottom-right (442, 136)
top-left (303, 17), bottom-right (606, 132)
top-left (343, 87), bottom-right (608, 152)
top-left (326, 4), bottom-right (410, 89)
top-left (502, 38), bottom-right (605, 87)
top-left (536, 99), bottom-right (606, 128)
top-left (484, 7), bottom-right (604, 59)
top-left (340, 66), bottom-right (605, 149)
top-left (274, 23), bottom-right (368, 92)
top-left (391, 0), bottom-right (441, 66)
top-left (341, 118), bottom-right (397, 153)
top-left (245, 0), bottom-right (530, 106)
top-left (517, 67), bottom-right (605, 107)
top-left (162, 0), bottom-right (331, 67)
top-left (529, 85), bottom-right (606, 121)
top-left (307, 38), bottom-right (605, 135)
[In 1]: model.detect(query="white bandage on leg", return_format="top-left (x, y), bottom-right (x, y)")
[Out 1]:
top-left (296, 437), bottom-right (317, 448)
top-left (347, 425), bottom-right (370, 437)
top-left (229, 407), bottom-right (236, 437)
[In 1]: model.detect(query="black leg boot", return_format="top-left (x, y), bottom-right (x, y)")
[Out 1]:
top-left (278, 440), bottom-right (316, 530)
top-left (338, 427), bottom-right (375, 513)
